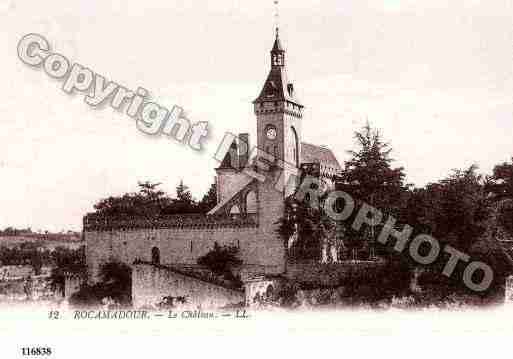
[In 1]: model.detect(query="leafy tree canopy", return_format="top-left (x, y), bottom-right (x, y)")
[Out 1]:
top-left (197, 242), bottom-right (242, 276)
top-left (486, 157), bottom-right (513, 201)
top-left (276, 197), bottom-right (338, 260)
top-left (69, 261), bottom-right (132, 308)
top-left (338, 123), bottom-right (409, 218)
top-left (92, 180), bottom-right (217, 217)
top-left (404, 165), bottom-right (490, 252)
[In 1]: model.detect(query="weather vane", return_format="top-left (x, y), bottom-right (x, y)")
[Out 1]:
top-left (273, 0), bottom-right (280, 35)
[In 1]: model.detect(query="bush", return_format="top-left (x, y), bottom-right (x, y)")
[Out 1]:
top-left (275, 281), bottom-right (300, 307)
top-left (69, 261), bottom-right (132, 308)
top-left (69, 283), bottom-right (107, 308)
top-left (499, 200), bottom-right (513, 235)
top-left (157, 295), bottom-right (188, 309)
top-left (197, 242), bottom-right (242, 276)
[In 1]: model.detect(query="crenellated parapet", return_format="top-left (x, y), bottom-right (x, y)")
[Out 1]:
top-left (83, 213), bottom-right (258, 232)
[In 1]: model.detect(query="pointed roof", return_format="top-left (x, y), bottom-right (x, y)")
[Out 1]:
top-left (253, 30), bottom-right (303, 106)
top-left (217, 140), bottom-right (238, 169)
top-left (254, 67), bottom-right (300, 104)
top-left (272, 28), bottom-right (284, 52)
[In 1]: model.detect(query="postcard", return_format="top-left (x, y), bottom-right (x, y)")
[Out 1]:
top-left (1, 1), bottom-right (513, 358)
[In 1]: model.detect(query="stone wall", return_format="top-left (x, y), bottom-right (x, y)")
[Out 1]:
top-left (243, 275), bottom-right (284, 307)
top-left (64, 273), bottom-right (85, 299)
top-left (255, 171), bottom-right (287, 274)
top-left (132, 263), bottom-right (244, 309)
top-left (0, 275), bottom-right (56, 302)
top-left (285, 259), bottom-right (388, 286)
top-left (0, 265), bottom-right (34, 280)
top-left (506, 276), bottom-right (513, 302)
top-left (85, 221), bottom-right (284, 282)
top-left (216, 169), bottom-right (249, 205)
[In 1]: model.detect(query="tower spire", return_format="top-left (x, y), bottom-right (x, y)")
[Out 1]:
top-left (271, 1), bottom-right (284, 64)
top-left (253, 1), bottom-right (302, 109)
top-left (273, 0), bottom-right (280, 36)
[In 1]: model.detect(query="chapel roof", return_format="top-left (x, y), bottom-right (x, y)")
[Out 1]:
top-left (300, 142), bottom-right (341, 171)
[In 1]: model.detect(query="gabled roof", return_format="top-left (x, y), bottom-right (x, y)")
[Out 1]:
top-left (207, 176), bottom-right (255, 216)
top-left (301, 142), bottom-right (341, 170)
top-left (218, 140), bottom-right (238, 169)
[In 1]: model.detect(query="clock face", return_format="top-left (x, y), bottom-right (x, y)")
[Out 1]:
top-left (266, 126), bottom-right (277, 140)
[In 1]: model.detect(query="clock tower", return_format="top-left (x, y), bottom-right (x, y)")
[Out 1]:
top-left (253, 28), bottom-right (304, 196)
top-left (250, 27), bottom-right (305, 274)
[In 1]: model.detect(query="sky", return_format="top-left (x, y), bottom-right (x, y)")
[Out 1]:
top-left (0, 0), bottom-right (512, 231)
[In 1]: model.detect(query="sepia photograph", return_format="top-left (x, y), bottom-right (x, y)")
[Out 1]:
top-left (1, 0), bottom-right (512, 358)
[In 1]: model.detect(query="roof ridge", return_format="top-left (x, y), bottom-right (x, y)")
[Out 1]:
top-left (300, 142), bottom-right (342, 170)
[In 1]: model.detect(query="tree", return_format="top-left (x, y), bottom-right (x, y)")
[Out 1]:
top-left (49, 245), bottom-right (86, 293)
top-left (486, 158), bottom-right (513, 201)
top-left (93, 181), bottom-right (171, 216)
top-left (0, 242), bottom-right (53, 273)
top-left (400, 165), bottom-right (513, 298)
top-left (198, 182), bottom-right (217, 212)
top-left (157, 295), bottom-right (188, 309)
top-left (69, 261), bottom-right (132, 308)
top-left (91, 180), bottom-right (222, 217)
top-left (197, 242), bottom-right (242, 277)
top-left (137, 181), bottom-right (164, 198)
top-left (29, 251), bottom-right (43, 276)
top-left (161, 180), bottom-right (199, 214)
top-left (176, 180), bottom-right (192, 203)
top-left (276, 197), bottom-right (337, 261)
top-left (406, 165), bottom-right (490, 252)
top-left (486, 158), bottom-right (513, 236)
top-left (498, 200), bottom-right (513, 235)
top-left (337, 123), bottom-right (409, 255)
top-left (99, 261), bottom-right (132, 303)
top-left (339, 123), bottom-right (408, 214)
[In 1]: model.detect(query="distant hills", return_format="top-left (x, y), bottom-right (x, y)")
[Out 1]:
top-left (0, 229), bottom-right (83, 250)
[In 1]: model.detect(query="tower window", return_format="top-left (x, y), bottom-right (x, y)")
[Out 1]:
top-left (287, 83), bottom-right (294, 96)
top-left (273, 54), bottom-right (284, 66)
top-left (230, 205), bottom-right (241, 216)
top-left (291, 126), bottom-right (299, 168)
top-left (151, 247), bottom-right (160, 265)
top-left (245, 190), bottom-right (257, 214)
